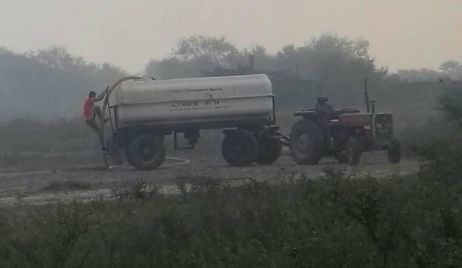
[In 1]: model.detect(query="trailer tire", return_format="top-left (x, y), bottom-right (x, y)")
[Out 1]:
top-left (126, 134), bottom-right (165, 170)
top-left (289, 120), bottom-right (323, 165)
top-left (256, 135), bottom-right (282, 165)
top-left (346, 135), bottom-right (362, 166)
top-left (387, 138), bottom-right (401, 164)
top-left (222, 129), bottom-right (259, 166)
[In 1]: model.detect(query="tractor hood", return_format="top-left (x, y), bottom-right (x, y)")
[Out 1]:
top-left (338, 113), bottom-right (372, 126)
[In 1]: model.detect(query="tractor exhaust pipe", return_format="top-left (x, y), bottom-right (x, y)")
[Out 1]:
top-left (371, 99), bottom-right (377, 141)
top-left (364, 78), bottom-right (370, 113)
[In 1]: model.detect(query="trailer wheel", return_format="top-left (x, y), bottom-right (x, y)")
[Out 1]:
top-left (387, 138), bottom-right (401, 164)
top-left (126, 134), bottom-right (165, 170)
top-left (256, 135), bottom-right (282, 165)
top-left (289, 120), bottom-right (323, 165)
top-left (346, 135), bottom-right (362, 166)
top-left (222, 129), bottom-right (259, 166)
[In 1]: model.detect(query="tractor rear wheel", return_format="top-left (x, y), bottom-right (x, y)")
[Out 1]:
top-left (126, 134), bottom-right (165, 170)
top-left (289, 120), bottom-right (323, 165)
top-left (256, 135), bottom-right (282, 165)
top-left (387, 138), bottom-right (401, 164)
top-left (222, 129), bottom-right (259, 166)
top-left (346, 135), bottom-right (362, 166)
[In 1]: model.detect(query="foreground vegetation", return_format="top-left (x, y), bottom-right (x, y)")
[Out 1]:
top-left (0, 163), bottom-right (461, 267)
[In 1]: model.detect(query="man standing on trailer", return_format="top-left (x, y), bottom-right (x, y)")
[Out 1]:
top-left (82, 90), bottom-right (106, 150)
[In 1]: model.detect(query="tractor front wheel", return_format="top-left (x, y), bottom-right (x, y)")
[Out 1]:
top-left (335, 151), bottom-right (348, 164)
top-left (387, 138), bottom-right (401, 164)
top-left (346, 135), bottom-right (362, 166)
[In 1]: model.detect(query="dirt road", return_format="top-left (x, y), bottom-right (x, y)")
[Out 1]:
top-left (0, 150), bottom-right (420, 206)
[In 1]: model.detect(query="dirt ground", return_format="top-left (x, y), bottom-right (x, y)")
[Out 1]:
top-left (0, 149), bottom-right (420, 206)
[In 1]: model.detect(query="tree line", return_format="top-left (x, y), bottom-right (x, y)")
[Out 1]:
top-left (0, 47), bottom-right (125, 121)
top-left (0, 34), bottom-right (461, 121)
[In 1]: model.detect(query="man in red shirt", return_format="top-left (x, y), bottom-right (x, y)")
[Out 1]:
top-left (83, 90), bottom-right (106, 150)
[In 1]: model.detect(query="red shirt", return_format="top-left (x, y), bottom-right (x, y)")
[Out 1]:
top-left (82, 97), bottom-right (95, 120)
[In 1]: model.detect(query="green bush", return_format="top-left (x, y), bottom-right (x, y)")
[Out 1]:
top-left (0, 170), bottom-right (461, 267)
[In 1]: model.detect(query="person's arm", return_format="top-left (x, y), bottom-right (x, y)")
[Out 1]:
top-left (94, 86), bottom-right (109, 102)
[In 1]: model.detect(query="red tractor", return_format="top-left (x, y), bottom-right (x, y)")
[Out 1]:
top-left (287, 83), bottom-right (401, 165)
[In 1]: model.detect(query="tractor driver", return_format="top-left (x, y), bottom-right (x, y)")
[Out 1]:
top-left (82, 90), bottom-right (106, 150)
top-left (315, 97), bottom-right (334, 148)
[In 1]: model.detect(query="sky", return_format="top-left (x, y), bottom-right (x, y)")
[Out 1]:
top-left (0, 0), bottom-right (460, 73)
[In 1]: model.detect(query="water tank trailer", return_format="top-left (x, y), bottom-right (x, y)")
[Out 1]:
top-left (101, 74), bottom-right (282, 170)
